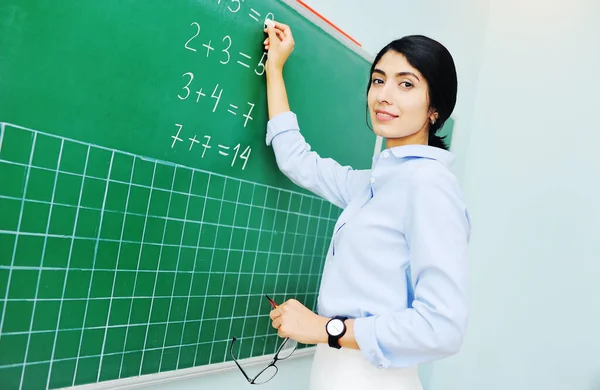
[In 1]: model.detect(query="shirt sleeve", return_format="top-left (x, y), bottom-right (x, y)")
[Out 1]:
top-left (266, 111), bottom-right (369, 209)
top-left (353, 167), bottom-right (471, 368)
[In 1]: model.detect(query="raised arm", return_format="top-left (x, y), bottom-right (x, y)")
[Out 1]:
top-left (264, 22), bottom-right (291, 120)
top-left (266, 111), bottom-right (367, 209)
top-left (264, 21), bottom-right (369, 208)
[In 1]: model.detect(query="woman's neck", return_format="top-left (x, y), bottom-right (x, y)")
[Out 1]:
top-left (385, 128), bottom-right (429, 149)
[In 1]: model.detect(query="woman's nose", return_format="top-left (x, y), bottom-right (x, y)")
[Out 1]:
top-left (377, 83), bottom-right (393, 104)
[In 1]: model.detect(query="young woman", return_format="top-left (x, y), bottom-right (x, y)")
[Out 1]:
top-left (263, 21), bottom-right (470, 390)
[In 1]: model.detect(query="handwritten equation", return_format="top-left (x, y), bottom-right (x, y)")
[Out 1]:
top-left (183, 0), bottom-right (275, 76)
top-left (216, 0), bottom-right (273, 20)
top-left (184, 22), bottom-right (268, 76)
top-left (171, 123), bottom-right (252, 170)
top-left (177, 75), bottom-right (255, 128)
top-left (170, 0), bottom-right (276, 171)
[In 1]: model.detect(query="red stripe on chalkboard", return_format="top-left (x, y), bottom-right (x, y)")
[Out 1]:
top-left (296, 0), bottom-right (362, 47)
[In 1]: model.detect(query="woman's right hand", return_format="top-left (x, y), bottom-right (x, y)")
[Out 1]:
top-left (263, 21), bottom-right (295, 73)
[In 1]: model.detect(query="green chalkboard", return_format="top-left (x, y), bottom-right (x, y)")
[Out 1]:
top-left (0, 0), bottom-right (375, 389)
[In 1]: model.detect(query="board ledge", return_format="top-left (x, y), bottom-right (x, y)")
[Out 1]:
top-left (60, 347), bottom-right (316, 390)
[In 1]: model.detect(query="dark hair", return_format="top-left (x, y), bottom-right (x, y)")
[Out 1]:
top-left (367, 35), bottom-right (458, 150)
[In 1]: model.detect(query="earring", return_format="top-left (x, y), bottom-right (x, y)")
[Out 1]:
top-left (430, 118), bottom-right (436, 125)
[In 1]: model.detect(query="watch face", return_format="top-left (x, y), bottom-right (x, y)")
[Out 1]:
top-left (326, 319), bottom-right (344, 337)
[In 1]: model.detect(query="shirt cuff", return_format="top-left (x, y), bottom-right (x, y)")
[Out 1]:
top-left (266, 111), bottom-right (300, 146)
top-left (353, 316), bottom-right (391, 369)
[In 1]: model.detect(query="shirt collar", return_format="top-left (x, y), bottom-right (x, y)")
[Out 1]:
top-left (387, 144), bottom-right (455, 167)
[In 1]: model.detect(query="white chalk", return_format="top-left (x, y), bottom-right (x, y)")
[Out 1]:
top-left (265, 19), bottom-right (275, 28)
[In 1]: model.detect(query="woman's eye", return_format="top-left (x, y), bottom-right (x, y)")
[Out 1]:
top-left (371, 78), bottom-right (384, 85)
top-left (400, 81), bottom-right (413, 88)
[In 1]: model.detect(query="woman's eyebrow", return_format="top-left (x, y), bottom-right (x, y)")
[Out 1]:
top-left (395, 71), bottom-right (420, 81)
top-left (372, 69), bottom-right (386, 77)
top-left (372, 69), bottom-right (420, 81)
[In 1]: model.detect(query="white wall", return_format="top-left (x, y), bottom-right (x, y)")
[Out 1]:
top-left (429, 0), bottom-right (600, 389)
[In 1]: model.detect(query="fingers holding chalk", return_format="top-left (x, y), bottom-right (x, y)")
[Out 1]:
top-left (261, 19), bottom-right (295, 70)
top-left (264, 22), bottom-right (284, 43)
top-left (262, 19), bottom-right (294, 58)
top-left (264, 19), bottom-right (289, 36)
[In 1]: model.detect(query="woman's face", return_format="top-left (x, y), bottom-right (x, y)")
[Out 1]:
top-left (367, 51), bottom-right (435, 147)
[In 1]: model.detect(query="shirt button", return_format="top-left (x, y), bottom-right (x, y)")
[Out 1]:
top-left (370, 177), bottom-right (375, 184)
top-left (382, 151), bottom-right (389, 158)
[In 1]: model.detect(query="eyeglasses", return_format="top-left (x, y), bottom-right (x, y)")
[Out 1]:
top-left (230, 336), bottom-right (298, 384)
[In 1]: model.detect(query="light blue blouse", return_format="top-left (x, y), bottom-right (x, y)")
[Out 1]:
top-left (266, 111), bottom-right (471, 369)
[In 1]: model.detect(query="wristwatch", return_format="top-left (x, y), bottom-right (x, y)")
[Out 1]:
top-left (325, 316), bottom-right (348, 349)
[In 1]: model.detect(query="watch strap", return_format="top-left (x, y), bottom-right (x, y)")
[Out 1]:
top-left (327, 316), bottom-right (348, 349)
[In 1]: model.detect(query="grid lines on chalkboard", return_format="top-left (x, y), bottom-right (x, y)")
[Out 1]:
top-left (0, 123), bottom-right (340, 390)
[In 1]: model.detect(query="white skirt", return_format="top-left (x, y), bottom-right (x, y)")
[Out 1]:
top-left (309, 344), bottom-right (423, 390)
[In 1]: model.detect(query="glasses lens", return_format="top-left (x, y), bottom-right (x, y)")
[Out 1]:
top-left (254, 365), bottom-right (278, 384)
top-left (277, 338), bottom-right (297, 360)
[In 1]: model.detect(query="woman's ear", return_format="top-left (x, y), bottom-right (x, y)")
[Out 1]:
top-left (429, 110), bottom-right (439, 125)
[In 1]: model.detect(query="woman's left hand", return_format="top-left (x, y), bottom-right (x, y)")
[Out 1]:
top-left (270, 299), bottom-right (329, 345)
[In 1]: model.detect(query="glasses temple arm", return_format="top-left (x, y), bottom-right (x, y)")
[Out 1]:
top-left (230, 341), bottom-right (253, 383)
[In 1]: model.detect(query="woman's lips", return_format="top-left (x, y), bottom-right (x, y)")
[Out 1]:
top-left (375, 110), bottom-right (398, 121)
